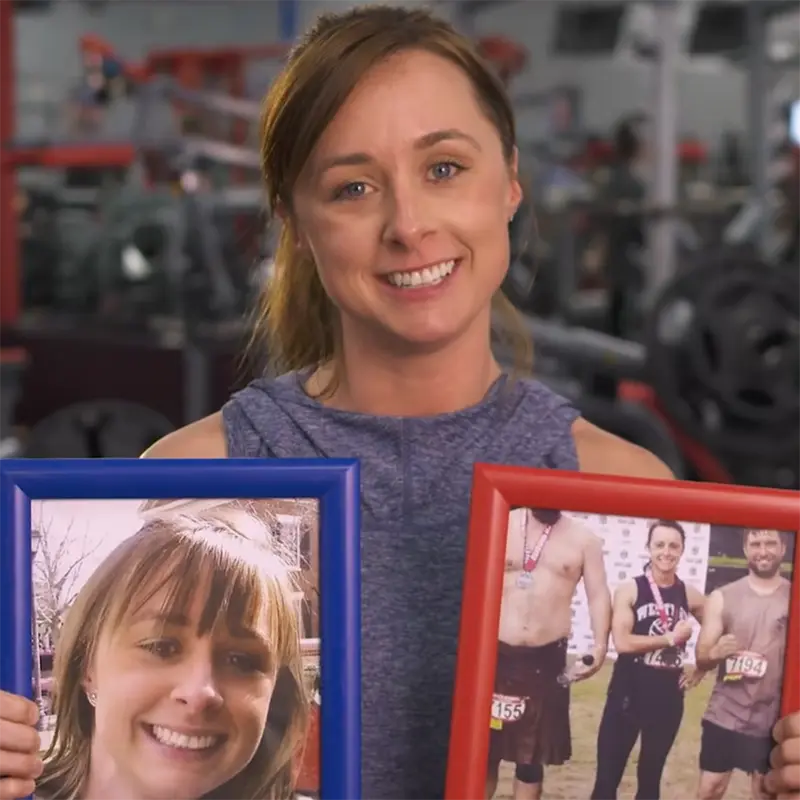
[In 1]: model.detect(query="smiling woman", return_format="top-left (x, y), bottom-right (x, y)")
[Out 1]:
top-left (253, 14), bottom-right (523, 399)
top-left (35, 512), bottom-right (307, 800)
top-left (590, 520), bottom-right (706, 800)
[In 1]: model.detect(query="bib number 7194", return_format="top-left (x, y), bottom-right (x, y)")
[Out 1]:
top-left (724, 651), bottom-right (768, 681)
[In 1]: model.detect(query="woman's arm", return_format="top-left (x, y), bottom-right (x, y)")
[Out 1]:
top-left (141, 412), bottom-right (228, 458)
top-left (687, 584), bottom-right (706, 623)
top-left (572, 419), bottom-right (676, 480)
top-left (611, 580), bottom-right (673, 655)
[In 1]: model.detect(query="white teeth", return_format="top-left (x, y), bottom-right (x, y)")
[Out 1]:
top-left (150, 725), bottom-right (220, 751)
top-left (387, 260), bottom-right (456, 288)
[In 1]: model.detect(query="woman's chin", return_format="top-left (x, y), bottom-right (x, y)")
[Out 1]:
top-left (389, 326), bottom-right (466, 353)
top-left (380, 309), bottom-right (482, 353)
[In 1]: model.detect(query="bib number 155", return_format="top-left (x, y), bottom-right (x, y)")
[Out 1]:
top-left (491, 695), bottom-right (526, 723)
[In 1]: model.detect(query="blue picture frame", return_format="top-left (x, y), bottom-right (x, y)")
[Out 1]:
top-left (0, 458), bottom-right (362, 800)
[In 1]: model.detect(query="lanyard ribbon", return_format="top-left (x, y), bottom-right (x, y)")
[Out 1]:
top-left (645, 567), bottom-right (673, 631)
top-left (523, 512), bottom-right (553, 573)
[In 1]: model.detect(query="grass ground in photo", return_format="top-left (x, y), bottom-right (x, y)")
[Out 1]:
top-left (495, 662), bottom-right (752, 800)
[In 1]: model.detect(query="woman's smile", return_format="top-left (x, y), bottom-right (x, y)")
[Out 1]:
top-left (142, 723), bottom-right (227, 763)
top-left (380, 258), bottom-right (462, 302)
top-left (383, 258), bottom-right (459, 288)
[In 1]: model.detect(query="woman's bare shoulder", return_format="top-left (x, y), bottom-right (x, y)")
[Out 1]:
top-left (614, 577), bottom-right (639, 604)
top-left (141, 412), bottom-right (228, 458)
top-left (571, 417), bottom-right (675, 481)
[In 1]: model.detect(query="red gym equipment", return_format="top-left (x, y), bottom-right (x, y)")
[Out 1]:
top-left (0, 10), bottom-right (289, 329)
top-left (476, 35), bottom-right (528, 85)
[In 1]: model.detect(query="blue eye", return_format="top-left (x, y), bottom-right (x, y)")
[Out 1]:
top-left (429, 161), bottom-right (463, 181)
top-left (334, 181), bottom-right (368, 201)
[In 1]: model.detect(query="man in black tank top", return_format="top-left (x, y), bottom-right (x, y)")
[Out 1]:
top-left (590, 521), bottom-right (707, 800)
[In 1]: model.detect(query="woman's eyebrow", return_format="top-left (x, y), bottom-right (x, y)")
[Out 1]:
top-left (413, 128), bottom-right (481, 151)
top-left (226, 624), bottom-right (271, 646)
top-left (127, 611), bottom-right (271, 647)
top-left (316, 127), bottom-right (482, 176)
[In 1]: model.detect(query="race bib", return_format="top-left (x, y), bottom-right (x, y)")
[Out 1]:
top-left (643, 646), bottom-right (684, 670)
top-left (724, 651), bottom-right (768, 681)
top-left (490, 694), bottom-right (527, 730)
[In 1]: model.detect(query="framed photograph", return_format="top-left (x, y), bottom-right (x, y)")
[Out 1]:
top-left (0, 458), bottom-right (361, 800)
top-left (447, 465), bottom-right (799, 800)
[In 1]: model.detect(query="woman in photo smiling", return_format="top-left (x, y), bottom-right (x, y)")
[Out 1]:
top-left (34, 510), bottom-right (308, 800)
top-left (590, 521), bottom-right (706, 800)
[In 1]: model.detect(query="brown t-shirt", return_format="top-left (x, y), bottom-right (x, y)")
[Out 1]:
top-left (703, 576), bottom-right (791, 737)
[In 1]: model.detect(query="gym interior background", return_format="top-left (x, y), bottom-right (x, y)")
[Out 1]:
top-left (1, 0), bottom-right (798, 490)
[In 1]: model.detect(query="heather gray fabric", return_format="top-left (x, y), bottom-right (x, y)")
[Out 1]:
top-left (222, 372), bottom-right (581, 799)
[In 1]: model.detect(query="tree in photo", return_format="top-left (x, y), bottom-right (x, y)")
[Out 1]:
top-left (32, 520), bottom-right (99, 648)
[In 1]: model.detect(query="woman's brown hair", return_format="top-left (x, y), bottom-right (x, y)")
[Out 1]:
top-left (248, 4), bottom-right (533, 389)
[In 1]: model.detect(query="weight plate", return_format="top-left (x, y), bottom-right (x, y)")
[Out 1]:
top-left (23, 401), bottom-right (175, 459)
top-left (646, 251), bottom-right (799, 461)
top-left (689, 268), bottom-right (798, 427)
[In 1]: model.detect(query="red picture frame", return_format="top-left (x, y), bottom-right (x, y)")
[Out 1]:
top-left (446, 465), bottom-right (800, 800)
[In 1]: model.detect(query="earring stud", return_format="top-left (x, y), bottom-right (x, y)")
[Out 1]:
top-left (87, 691), bottom-right (97, 706)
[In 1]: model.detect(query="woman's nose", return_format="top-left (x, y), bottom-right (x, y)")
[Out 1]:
top-left (170, 657), bottom-right (224, 712)
top-left (383, 183), bottom-right (434, 247)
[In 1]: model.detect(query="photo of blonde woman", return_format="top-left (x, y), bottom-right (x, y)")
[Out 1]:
top-left (2, 498), bottom-right (319, 800)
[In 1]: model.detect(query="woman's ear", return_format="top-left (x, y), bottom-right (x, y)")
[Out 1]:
top-left (81, 674), bottom-right (98, 707)
top-left (508, 146), bottom-right (523, 220)
top-left (81, 667), bottom-right (95, 698)
top-left (275, 200), bottom-right (289, 225)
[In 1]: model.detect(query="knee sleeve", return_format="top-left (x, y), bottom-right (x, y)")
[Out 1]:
top-left (515, 763), bottom-right (544, 784)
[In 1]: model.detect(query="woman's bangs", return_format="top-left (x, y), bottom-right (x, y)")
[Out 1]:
top-left (113, 533), bottom-right (296, 652)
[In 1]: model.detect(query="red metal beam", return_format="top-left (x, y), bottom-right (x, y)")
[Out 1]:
top-left (0, 0), bottom-right (19, 325)
top-left (144, 43), bottom-right (290, 73)
top-left (2, 142), bottom-right (136, 169)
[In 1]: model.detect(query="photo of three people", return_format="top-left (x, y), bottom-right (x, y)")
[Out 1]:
top-left (488, 509), bottom-right (795, 800)
top-left (30, 497), bottom-right (321, 800)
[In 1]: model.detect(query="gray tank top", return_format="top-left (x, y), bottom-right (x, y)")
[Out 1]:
top-left (703, 576), bottom-right (791, 737)
top-left (222, 372), bottom-right (580, 798)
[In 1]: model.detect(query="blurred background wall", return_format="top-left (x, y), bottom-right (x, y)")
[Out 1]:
top-left (16, 1), bottom-right (795, 142)
top-left (3, 0), bottom-right (798, 489)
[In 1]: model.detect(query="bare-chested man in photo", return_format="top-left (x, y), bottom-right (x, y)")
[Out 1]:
top-left (487, 509), bottom-right (612, 800)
